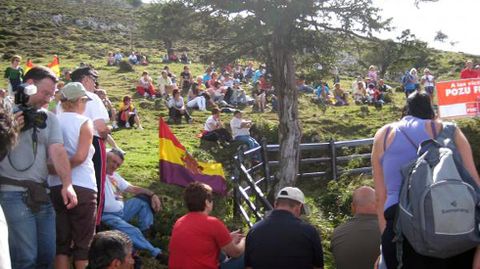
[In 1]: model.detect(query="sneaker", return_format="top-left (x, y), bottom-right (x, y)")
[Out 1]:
top-left (144, 93), bottom-right (149, 98)
top-left (138, 125), bottom-right (144, 130)
top-left (112, 122), bottom-right (118, 130)
top-left (125, 122), bottom-right (131, 128)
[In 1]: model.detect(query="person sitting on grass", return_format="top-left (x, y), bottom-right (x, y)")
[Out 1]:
top-left (187, 82), bottom-right (208, 111)
top-left (202, 108), bottom-right (232, 145)
top-left (136, 71), bottom-right (156, 98)
top-left (117, 96), bottom-right (143, 130)
top-left (169, 182), bottom-right (245, 269)
top-left (101, 149), bottom-right (168, 264)
top-left (230, 110), bottom-right (261, 162)
top-left (230, 79), bottom-right (249, 106)
top-left (157, 70), bottom-right (174, 98)
top-left (333, 83), bottom-right (349, 106)
top-left (353, 81), bottom-right (367, 104)
top-left (315, 81), bottom-right (332, 104)
top-left (167, 89), bottom-right (192, 124)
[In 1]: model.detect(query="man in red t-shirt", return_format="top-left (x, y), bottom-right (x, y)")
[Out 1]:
top-left (460, 60), bottom-right (479, 79)
top-left (168, 182), bottom-right (245, 269)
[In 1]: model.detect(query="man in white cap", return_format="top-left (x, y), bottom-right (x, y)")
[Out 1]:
top-left (245, 187), bottom-right (324, 269)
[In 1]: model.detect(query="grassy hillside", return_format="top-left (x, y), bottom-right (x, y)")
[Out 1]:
top-left (2, 1), bottom-right (480, 268)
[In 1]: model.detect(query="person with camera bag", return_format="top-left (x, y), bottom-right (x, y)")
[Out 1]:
top-left (0, 66), bottom-right (78, 269)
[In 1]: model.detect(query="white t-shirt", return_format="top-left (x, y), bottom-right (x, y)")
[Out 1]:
top-left (422, 74), bottom-right (435, 87)
top-left (230, 117), bottom-right (250, 138)
top-left (103, 172), bottom-right (131, 213)
top-left (168, 97), bottom-right (185, 109)
top-left (204, 115), bottom-right (220, 132)
top-left (48, 112), bottom-right (96, 191)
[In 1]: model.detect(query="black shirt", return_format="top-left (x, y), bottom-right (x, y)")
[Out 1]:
top-left (245, 209), bottom-right (324, 269)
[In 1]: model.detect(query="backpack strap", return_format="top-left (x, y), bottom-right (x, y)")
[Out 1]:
top-left (431, 121), bottom-right (437, 139)
top-left (397, 128), bottom-right (418, 150)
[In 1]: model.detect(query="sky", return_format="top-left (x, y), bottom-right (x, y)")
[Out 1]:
top-left (372, 0), bottom-right (480, 56)
top-left (142, 0), bottom-right (479, 56)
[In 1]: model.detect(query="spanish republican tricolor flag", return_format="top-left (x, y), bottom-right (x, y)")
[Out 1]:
top-left (47, 55), bottom-right (60, 77)
top-left (159, 117), bottom-right (227, 194)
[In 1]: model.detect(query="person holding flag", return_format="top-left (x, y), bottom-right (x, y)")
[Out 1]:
top-left (47, 55), bottom-right (61, 78)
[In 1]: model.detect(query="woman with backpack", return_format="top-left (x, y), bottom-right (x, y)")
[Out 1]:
top-left (371, 91), bottom-right (480, 268)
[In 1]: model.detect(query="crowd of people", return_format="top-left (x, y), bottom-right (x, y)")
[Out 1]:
top-left (1, 53), bottom-right (480, 269)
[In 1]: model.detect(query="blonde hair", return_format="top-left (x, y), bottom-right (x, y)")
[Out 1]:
top-left (60, 99), bottom-right (78, 111)
top-left (11, 55), bottom-right (21, 63)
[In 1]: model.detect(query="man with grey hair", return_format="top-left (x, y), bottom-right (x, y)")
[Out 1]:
top-left (245, 187), bottom-right (324, 269)
top-left (87, 230), bottom-right (134, 269)
top-left (331, 186), bottom-right (381, 269)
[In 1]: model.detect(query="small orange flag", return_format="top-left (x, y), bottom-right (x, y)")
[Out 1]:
top-left (47, 55), bottom-right (60, 77)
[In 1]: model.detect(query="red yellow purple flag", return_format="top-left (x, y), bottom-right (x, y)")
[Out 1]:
top-left (25, 59), bottom-right (34, 74)
top-left (47, 55), bottom-right (60, 77)
top-left (159, 117), bottom-right (227, 194)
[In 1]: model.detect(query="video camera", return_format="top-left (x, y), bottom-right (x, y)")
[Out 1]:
top-left (14, 83), bottom-right (47, 131)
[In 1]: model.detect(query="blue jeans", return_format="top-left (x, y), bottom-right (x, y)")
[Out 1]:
top-left (234, 135), bottom-right (261, 161)
top-left (102, 197), bottom-right (161, 257)
top-left (0, 191), bottom-right (56, 269)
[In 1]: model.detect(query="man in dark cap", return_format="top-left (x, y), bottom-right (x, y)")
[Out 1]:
top-left (70, 66), bottom-right (111, 227)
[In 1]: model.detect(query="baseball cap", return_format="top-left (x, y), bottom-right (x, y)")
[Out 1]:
top-left (61, 82), bottom-right (91, 101)
top-left (70, 66), bottom-right (98, 82)
top-left (276, 187), bottom-right (310, 215)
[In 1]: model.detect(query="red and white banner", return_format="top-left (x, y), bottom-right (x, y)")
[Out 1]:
top-left (436, 78), bottom-right (480, 119)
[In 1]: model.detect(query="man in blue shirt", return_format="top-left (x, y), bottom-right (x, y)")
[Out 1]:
top-left (245, 187), bottom-right (324, 269)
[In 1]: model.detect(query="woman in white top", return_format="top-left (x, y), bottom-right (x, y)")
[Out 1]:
top-left (48, 82), bottom-right (97, 269)
top-left (168, 89), bottom-right (192, 124)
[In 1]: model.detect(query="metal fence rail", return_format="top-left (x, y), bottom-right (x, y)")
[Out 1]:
top-left (232, 137), bottom-right (374, 227)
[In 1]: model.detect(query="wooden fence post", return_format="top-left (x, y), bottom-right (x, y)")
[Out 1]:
top-left (329, 139), bottom-right (338, 180)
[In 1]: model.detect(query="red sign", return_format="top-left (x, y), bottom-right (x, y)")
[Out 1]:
top-left (436, 78), bottom-right (480, 119)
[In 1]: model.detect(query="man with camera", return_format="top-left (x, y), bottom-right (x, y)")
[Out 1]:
top-left (0, 66), bottom-right (78, 269)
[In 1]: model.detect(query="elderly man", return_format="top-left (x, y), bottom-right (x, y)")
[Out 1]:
top-left (331, 186), bottom-right (380, 269)
top-left (0, 66), bottom-right (77, 268)
top-left (101, 149), bottom-right (166, 262)
top-left (245, 187), bottom-right (324, 269)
